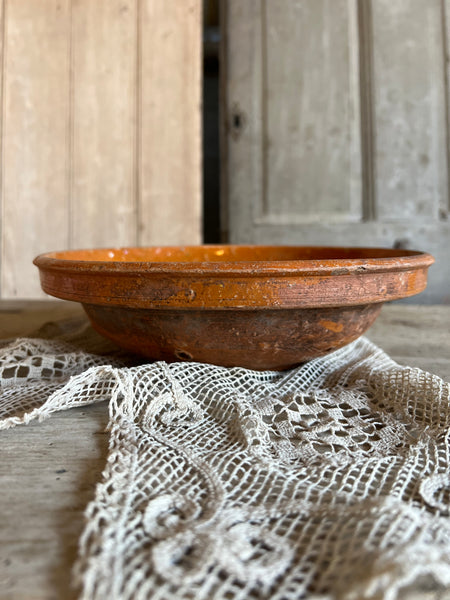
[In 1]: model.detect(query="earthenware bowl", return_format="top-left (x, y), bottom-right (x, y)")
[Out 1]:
top-left (34, 246), bottom-right (434, 370)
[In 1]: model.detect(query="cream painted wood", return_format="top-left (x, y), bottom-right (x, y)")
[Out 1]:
top-left (0, 0), bottom-right (202, 299)
top-left (139, 0), bottom-right (202, 246)
top-left (71, 0), bottom-right (138, 248)
top-left (1, 0), bottom-right (71, 298)
top-left (224, 0), bottom-right (450, 303)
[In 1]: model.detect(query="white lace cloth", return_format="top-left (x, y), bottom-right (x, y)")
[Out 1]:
top-left (1, 324), bottom-right (450, 600)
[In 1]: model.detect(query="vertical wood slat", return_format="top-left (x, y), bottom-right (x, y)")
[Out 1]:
top-left (357, 0), bottom-right (376, 221)
top-left (371, 0), bottom-right (448, 222)
top-left (139, 0), bottom-right (202, 245)
top-left (1, 0), bottom-right (71, 298)
top-left (443, 0), bottom-right (450, 218)
top-left (226, 0), bottom-right (264, 243)
top-left (71, 0), bottom-right (138, 249)
top-left (0, 0), bottom-right (3, 293)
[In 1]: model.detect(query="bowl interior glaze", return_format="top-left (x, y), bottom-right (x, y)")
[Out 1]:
top-left (38, 244), bottom-right (430, 264)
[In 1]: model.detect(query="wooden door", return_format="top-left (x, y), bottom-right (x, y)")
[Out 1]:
top-left (0, 0), bottom-right (202, 299)
top-left (223, 0), bottom-right (450, 303)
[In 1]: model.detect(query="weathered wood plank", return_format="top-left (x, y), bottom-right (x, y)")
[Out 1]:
top-left (223, 0), bottom-right (450, 304)
top-left (138, 0), bottom-right (202, 245)
top-left (1, 0), bottom-right (71, 298)
top-left (262, 0), bottom-right (361, 221)
top-left (70, 0), bottom-right (138, 248)
top-left (0, 300), bottom-right (83, 338)
top-left (0, 402), bottom-right (110, 600)
top-left (371, 0), bottom-right (448, 221)
top-left (368, 304), bottom-right (450, 381)
top-left (225, 0), bottom-right (361, 234)
top-left (223, 0), bottom-right (263, 242)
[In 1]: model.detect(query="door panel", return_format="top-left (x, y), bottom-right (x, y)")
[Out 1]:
top-left (224, 0), bottom-right (450, 303)
top-left (262, 0), bottom-right (361, 223)
top-left (371, 0), bottom-right (447, 222)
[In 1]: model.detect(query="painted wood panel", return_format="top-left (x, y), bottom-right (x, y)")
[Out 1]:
top-left (0, 0), bottom-right (202, 298)
top-left (224, 0), bottom-right (450, 303)
top-left (262, 0), bottom-right (361, 222)
top-left (223, 0), bottom-right (263, 242)
top-left (71, 0), bottom-right (138, 248)
top-left (139, 0), bottom-right (202, 245)
top-left (225, 0), bottom-right (361, 239)
top-left (371, 0), bottom-right (447, 221)
top-left (1, 0), bottom-right (71, 298)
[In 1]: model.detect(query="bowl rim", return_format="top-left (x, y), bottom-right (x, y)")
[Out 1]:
top-left (34, 244), bottom-right (434, 277)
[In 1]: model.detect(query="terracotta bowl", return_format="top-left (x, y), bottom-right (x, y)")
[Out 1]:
top-left (34, 245), bottom-right (434, 370)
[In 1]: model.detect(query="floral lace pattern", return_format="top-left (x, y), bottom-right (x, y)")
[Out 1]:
top-left (1, 330), bottom-right (450, 599)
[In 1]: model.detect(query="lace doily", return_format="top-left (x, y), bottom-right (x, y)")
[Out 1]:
top-left (1, 323), bottom-right (450, 600)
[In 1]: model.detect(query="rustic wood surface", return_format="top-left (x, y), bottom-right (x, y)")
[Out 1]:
top-left (0, 301), bottom-right (449, 599)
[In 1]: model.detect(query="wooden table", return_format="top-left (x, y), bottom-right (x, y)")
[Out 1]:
top-left (0, 301), bottom-right (449, 600)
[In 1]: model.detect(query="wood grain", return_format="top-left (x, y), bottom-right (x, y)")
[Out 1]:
top-left (224, 0), bottom-right (264, 243)
top-left (1, 0), bottom-right (71, 298)
top-left (371, 0), bottom-right (447, 221)
top-left (368, 304), bottom-right (450, 381)
top-left (70, 0), bottom-right (138, 248)
top-left (0, 402), bottom-right (109, 600)
top-left (0, 0), bottom-right (202, 299)
top-left (138, 0), bottom-right (202, 245)
top-left (0, 299), bottom-right (83, 338)
top-left (262, 0), bottom-right (361, 222)
top-left (225, 0), bottom-right (361, 235)
top-left (224, 0), bottom-right (450, 304)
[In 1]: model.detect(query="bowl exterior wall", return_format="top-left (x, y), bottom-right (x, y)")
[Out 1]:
top-left (36, 261), bottom-right (431, 309)
top-left (83, 303), bottom-right (382, 370)
top-left (33, 245), bottom-right (433, 367)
